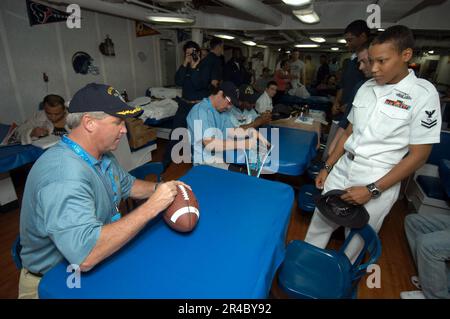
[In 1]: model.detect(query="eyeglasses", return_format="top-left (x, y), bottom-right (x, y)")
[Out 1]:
top-left (225, 96), bottom-right (232, 105)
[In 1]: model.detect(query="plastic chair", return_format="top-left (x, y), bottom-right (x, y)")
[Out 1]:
top-left (278, 224), bottom-right (381, 299)
top-left (297, 184), bottom-right (321, 213)
top-left (306, 162), bottom-right (322, 181)
top-left (128, 162), bottom-right (163, 182)
top-left (11, 235), bottom-right (22, 269)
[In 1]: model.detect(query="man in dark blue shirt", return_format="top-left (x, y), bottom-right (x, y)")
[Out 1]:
top-left (326, 42), bottom-right (372, 157)
top-left (332, 20), bottom-right (370, 118)
top-left (163, 38), bottom-right (224, 170)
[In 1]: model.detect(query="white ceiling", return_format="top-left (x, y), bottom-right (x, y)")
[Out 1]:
top-left (47, 0), bottom-right (450, 52)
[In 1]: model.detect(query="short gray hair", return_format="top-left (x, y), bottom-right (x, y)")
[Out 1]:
top-left (66, 111), bottom-right (109, 129)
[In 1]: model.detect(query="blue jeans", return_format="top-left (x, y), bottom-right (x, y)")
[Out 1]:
top-left (404, 213), bottom-right (450, 299)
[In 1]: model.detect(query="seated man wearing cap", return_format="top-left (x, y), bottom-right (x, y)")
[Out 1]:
top-left (18, 83), bottom-right (190, 299)
top-left (227, 84), bottom-right (272, 129)
top-left (186, 81), bottom-right (269, 171)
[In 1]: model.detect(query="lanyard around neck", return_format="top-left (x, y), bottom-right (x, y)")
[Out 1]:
top-left (61, 135), bottom-right (120, 216)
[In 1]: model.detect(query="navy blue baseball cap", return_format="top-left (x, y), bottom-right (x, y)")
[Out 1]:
top-left (69, 83), bottom-right (143, 118)
top-left (314, 189), bottom-right (369, 229)
top-left (239, 84), bottom-right (261, 104)
top-left (219, 81), bottom-right (239, 107)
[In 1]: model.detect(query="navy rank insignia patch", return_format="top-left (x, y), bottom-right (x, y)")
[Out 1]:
top-left (384, 99), bottom-right (411, 110)
top-left (421, 110), bottom-right (437, 129)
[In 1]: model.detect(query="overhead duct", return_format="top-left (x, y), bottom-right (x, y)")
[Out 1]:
top-left (218, 0), bottom-right (283, 27)
top-left (46, 0), bottom-right (190, 23)
top-left (279, 31), bottom-right (295, 43)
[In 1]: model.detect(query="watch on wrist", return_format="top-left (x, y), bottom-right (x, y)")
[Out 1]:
top-left (366, 183), bottom-right (382, 199)
top-left (322, 162), bottom-right (333, 174)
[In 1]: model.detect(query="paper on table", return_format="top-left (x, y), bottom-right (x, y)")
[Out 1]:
top-left (294, 116), bottom-right (314, 125)
top-left (31, 135), bottom-right (60, 149)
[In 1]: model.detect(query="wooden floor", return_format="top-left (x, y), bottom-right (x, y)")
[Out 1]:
top-left (0, 139), bottom-right (418, 299)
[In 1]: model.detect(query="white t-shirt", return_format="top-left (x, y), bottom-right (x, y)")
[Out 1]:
top-left (289, 59), bottom-right (305, 88)
top-left (251, 58), bottom-right (264, 80)
top-left (255, 91), bottom-right (273, 114)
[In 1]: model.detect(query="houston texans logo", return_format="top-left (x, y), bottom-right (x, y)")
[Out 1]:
top-left (425, 110), bottom-right (435, 119)
top-left (30, 3), bottom-right (53, 24)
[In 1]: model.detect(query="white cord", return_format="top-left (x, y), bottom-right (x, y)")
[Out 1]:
top-left (256, 145), bottom-right (273, 178)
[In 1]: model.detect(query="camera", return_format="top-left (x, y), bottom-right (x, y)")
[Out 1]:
top-left (191, 49), bottom-right (199, 62)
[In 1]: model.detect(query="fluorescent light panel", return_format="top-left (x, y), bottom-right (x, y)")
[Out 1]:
top-left (337, 38), bottom-right (347, 44)
top-left (147, 15), bottom-right (194, 24)
top-left (282, 0), bottom-right (312, 6)
top-left (310, 37), bottom-right (326, 43)
top-left (295, 44), bottom-right (319, 48)
top-left (293, 9), bottom-right (320, 24)
top-left (214, 34), bottom-right (235, 40)
top-left (242, 40), bottom-right (257, 46)
top-left (331, 47), bottom-right (339, 51)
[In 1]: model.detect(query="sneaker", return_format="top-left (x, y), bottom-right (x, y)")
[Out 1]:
top-left (411, 275), bottom-right (422, 289)
top-left (400, 290), bottom-right (426, 299)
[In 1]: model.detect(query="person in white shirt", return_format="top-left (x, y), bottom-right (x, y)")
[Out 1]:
top-left (15, 94), bottom-right (69, 145)
top-left (289, 50), bottom-right (306, 88)
top-left (305, 26), bottom-right (442, 264)
top-left (251, 51), bottom-right (265, 81)
top-left (256, 81), bottom-right (277, 114)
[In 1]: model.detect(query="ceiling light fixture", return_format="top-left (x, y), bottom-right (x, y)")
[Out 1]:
top-left (293, 7), bottom-right (320, 24)
top-left (147, 14), bottom-right (195, 24)
top-left (242, 40), bottom-right (257, 46)
top-left (295, 44), bottom-right (319, 48)
top-left (377, 28), bottom-right (385, 32)
top-left (331, 47), bottom-right (339, 51)
top-left (337, 38), bottom-right (346, 44)
top-left (310, 37), bottom-right (326, 43)
top-left (213, 34), bottom-right (235, 40)
top-left (257, 45), bottom-right (268, 49)
top-left (282, 0), bottom-right (312, 6)
top-left (428, 50), bottom-right (434, 54)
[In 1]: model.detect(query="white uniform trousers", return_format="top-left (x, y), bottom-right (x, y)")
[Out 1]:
top-left (304, 153), bottom-right (401, 262)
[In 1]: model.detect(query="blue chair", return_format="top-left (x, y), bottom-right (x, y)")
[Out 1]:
top-left (306, 162), bottom-right (321, 181)
top-left (297, 184), bottom-right (321, 213)
top-left (11, 235), bottom-right (22, 269)
top-left (278, 224), bottom-right (381, 299)
top-left (128, 162), bottom-right (163, 182)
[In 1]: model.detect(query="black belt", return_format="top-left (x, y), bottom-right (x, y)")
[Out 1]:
top-left (26, 269), bottom-right (43, 278)
top-left (347, 152), bottom-right (355, 161)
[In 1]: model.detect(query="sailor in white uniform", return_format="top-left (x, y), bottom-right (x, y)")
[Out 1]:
top-left (305, 25), bottom-right (442, 261)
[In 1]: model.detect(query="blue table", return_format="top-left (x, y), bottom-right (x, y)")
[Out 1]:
top-left (227, 126), bottom-right (317, 176)
top-left (38, 165), bottom-right (294, 298)
top-left (0, 124), bottom-right (44, 174)
top-left (0, 145), bottom-right (44, 174)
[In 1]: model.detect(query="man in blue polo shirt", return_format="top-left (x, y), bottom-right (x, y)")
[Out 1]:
top-left (186, 81), bottom-right (269, 171)
top-left (19, 83), bottom-right (189, 298)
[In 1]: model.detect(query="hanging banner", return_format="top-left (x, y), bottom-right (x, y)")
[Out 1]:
top-left (26, 0), bottom-right (71, 26)
top-left (135, 21), bottom-right (160, 37)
